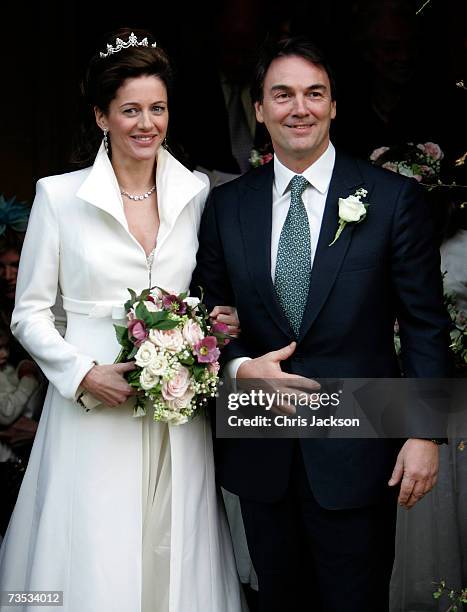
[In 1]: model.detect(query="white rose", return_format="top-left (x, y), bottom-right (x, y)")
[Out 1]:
top-left (144, 300), bottom-right (162, 312)
top-left (182, 319), bottom-right (204, 346)
top-left (149, 328), bottom-right (185, 353)
top-left (338, 196), bottom-right (366, 222)
top-left (161, 366), bottom-right (191, 400)
top-left (140, 367), bottom-right (159, 391)
top-left (147, 354), bottom-right (169, 377)
top-left (135, 341), bottom-right (158, 367)
top-left (184, 296), bottom-right (200, 309)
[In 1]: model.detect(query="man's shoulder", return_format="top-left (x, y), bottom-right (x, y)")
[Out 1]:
top-left (210, 163), bottom-right (273, 203)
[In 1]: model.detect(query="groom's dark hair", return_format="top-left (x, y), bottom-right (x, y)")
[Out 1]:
top-left (251, 36), bottom-right (336, 103)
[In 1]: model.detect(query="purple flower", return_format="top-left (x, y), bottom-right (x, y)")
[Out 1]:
top-left (211, 322), bottom-right (230, 346)
top-left (194, 336), bottom-right (220, 364)
top-left (128, 319), bottom-right (148, 346)
top-left (162, 294), bottom-right (187, 315)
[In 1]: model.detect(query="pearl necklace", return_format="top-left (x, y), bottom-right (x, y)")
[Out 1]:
top-left (120, 185), bottom-right (156, 201)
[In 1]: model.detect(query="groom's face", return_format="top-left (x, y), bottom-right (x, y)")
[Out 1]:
top-left (255, 55), bottom-right (336, 171)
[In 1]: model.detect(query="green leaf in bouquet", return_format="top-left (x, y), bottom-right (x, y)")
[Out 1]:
top-left (138, 288), bottom-right (151, 302)
top-left (195, 286), bottom-right (205, 303)
top-left (154, 286), bottom-right (170, 296)
top-left (197, 302), bottom-right (208, 317)
top-left (128, 345), bottom-right (139, 360)
top-left (114, 324), bottom-right (131, 348)
top-left (124, 288), bottom-right (138, 312)
top-left (127, 369), bottom-right (141, 384)
top-left (196, 303), bottom-right (210, 333)
top-left (135, 301), bottom-right (153, 326)
top-left (149, 310), bottom-right (172, 324)
top-left (179, 291), bottom-right (188, 301)
top-left (148, 310), bottom-right (180, 330)
top-left (153, 319), bottom-right (180, 330)
top-left (180, 354), bottom-right (195, 366)
top-left (193, 364), bottom-right (207, 381)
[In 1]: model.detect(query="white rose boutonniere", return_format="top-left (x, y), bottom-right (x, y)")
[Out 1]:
top-left (329, 188), bottom-right (369, 246)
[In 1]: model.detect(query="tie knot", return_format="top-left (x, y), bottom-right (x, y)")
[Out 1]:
top-left (290, 175), bottom-right (309, 198)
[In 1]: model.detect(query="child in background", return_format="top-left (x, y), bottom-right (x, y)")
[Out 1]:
top-left (0, 325), bottom-right (40, 442)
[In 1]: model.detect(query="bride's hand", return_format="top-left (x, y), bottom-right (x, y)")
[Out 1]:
top-left (210, 305), bottom-right (241, 337)
top-left (80, 362), bottom-right (136, 407)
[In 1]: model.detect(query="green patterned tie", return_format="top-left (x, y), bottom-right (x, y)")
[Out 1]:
top-left (274, 175), bottom-right (311, 337)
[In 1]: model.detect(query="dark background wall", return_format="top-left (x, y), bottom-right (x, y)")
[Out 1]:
top-left (1, 0), bottom-right (465, 203)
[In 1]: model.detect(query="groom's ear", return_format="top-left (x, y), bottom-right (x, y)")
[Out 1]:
top-left (254, 101), bottom-right (264, 124)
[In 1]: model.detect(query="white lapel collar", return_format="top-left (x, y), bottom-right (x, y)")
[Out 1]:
top-left (76, 143), bottom-right (128, 229)
top-left (156, 147), bottom-right (206, 230)
top-left (76, 144), bottom-right (206, 235)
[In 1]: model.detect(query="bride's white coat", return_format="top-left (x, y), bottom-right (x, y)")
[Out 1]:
top-left (0, 145), bottom-right (244, 611)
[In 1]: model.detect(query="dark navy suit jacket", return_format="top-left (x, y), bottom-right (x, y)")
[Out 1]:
top-left (192, 150), bottom-right (451, 509)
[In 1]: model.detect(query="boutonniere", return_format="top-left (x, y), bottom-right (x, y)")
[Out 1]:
top-left (329, 188), bottom-right (369, 246)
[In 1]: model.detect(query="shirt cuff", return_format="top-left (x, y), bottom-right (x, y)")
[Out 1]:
top-left (224, 357), bottom-right (252, 390)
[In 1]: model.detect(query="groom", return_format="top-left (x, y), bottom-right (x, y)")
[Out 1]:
top-left (193, 37), bottom-right (450, 612)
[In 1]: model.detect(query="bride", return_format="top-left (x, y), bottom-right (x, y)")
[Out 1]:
top-left (0, 28), bottom-right (247, 612)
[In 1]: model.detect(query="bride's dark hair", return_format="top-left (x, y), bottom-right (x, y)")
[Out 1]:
top-left (71, 28), bottom-right (174, 168)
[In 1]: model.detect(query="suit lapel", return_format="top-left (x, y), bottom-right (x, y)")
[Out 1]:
top-left (298, 152), bottom-right (367, 341)
top-left (239, 163), bottom-right (294, 337)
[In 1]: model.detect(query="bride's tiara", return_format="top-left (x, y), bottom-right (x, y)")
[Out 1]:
top-left (99, 32), bottom-right (157, 58)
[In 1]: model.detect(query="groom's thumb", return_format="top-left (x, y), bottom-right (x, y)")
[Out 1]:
top-left (273, 341), bottom-right (297, 362)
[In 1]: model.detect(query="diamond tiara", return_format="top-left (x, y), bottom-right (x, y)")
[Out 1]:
top-left (99, 32), bottom-right (157, 58)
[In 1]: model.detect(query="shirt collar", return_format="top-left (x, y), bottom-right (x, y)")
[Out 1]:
top-left (273, 141), bottom-right (336, 196)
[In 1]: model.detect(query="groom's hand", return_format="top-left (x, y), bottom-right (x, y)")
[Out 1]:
top-left (388, 438), bottom-right (439, 508)
top-left (237, 342), bottom-right (320, 415)
top-left (237, 341), bottom-right (300, 379)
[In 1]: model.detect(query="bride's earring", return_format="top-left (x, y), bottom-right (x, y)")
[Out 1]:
top-left (103, 128), bottom-right (109, 155)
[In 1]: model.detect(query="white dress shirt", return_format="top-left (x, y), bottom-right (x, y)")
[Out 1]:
top-left (226, 142), bottom-right (336, 379)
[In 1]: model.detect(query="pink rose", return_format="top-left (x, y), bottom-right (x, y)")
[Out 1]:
top-left (166, 388), bottom-right (195, 411)
top-left (422, 142), bottom-right (443, 161)
top-left (149, 328), bottom-right (184, 352)
top-left (182, 319), bottom-right (204, 346)
top-left (211, 322), bottom-right (230, 346)
top-left (382, 161), bottom-right (398, 173)
top-left (128, 319), bottom-right (148, 346)
top-left (420, 165), bottom-right (435, 176)
top-left (162, 366), bottom-right (191, 400)
top-left (208, 361), bottom-right (220, 375)
top-left (370, 146), bottom-right (390, 161)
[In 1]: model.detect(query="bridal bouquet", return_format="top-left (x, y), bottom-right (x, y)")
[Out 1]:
top-left (114, 287), bottom-right (231, 424)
